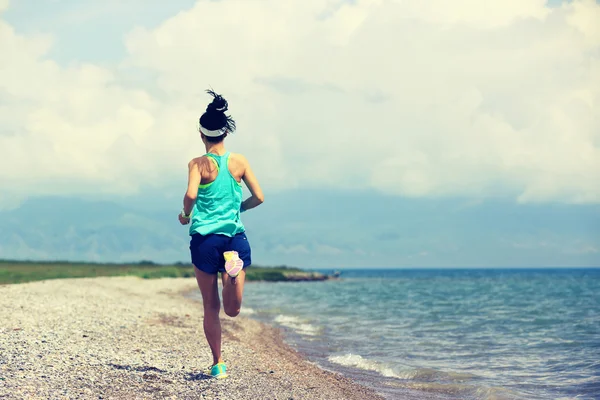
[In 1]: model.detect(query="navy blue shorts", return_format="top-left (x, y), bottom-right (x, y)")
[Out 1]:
top-left (189, 232), bottom-right (252, 275)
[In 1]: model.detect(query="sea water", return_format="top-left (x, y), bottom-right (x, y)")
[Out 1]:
top-left (238, 268), bottom-right (600, 400)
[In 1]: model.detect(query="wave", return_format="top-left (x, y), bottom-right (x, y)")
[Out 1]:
top-left (273, 315), bottom-right (321, 336)
top-left (328, 353), bottom-right (478, 381)
top-left (328, 353), bottom-right (398, 378)
top-left (386, 381), bottom-right (521, 400)
top-left (328, 354), bottom-right (522, 399)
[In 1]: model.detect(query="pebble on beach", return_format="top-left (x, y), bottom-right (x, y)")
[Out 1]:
top-left (0, 277), bottom-right (383, 400)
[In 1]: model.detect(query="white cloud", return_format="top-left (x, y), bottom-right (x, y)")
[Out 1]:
top-left (574, 246), bottom-right (598, 254)
top-left (272, 244), bottom-right (310, 255)
top-left (566, 0), bottom-right (600, 47)
top-left (0, 0), bottom-right (599, 205)
top-left (391, 0), bottom-right (550, 28)
top-left (315, 244), bottom-right (344, 256)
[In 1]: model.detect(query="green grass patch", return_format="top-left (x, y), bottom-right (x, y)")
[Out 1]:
top-left (0, 260), bottom-right (308, 285)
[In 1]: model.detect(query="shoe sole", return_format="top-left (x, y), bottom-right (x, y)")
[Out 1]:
top-left (224, 251), bottom-right (244, 277)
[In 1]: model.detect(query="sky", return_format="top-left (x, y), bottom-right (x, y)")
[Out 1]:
top-left (0, 0), bottom-right (598, 268)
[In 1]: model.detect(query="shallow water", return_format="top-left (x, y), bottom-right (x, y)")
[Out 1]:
top-left (232, 268), bottom-right (600, 400)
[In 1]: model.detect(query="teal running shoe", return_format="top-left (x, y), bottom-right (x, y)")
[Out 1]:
top-left (210, 362), bottom-right (228, 379)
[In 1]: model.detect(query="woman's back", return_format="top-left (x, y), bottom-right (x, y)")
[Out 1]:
top-left (199, 151), bottom-right (246, 185)
top-left (189, 151), bottom-right (245, 237)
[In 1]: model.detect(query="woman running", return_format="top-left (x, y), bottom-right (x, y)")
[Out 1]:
top-left (178, 89), bottom-right (264, 379)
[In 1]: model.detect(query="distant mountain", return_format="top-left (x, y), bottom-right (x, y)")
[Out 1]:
top-left (0, 189), bottom-right (598, 268)
top-left (0, 197), bottom-right (186, 263)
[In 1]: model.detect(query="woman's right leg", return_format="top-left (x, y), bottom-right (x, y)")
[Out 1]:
top-left (221, 232), bottom-right (251, 317)
top-left (194, 267), bottom-right (223, 366)
top-left (222, 269), bottom-right (247, 317)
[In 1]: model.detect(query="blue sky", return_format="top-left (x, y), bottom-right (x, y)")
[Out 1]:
top-left (3, 0), bottom-right (196, 63)
top-left (0, 0), bottom-right (598, 267)
top-left (2, 0), bottom-right (591, 67)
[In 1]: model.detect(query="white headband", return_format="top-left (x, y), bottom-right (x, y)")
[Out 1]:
top-left (197, 121), bottom-right (227, 137)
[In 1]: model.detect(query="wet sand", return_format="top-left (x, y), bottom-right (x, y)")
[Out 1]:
top-left (0, 277), bottom-right (384, 399)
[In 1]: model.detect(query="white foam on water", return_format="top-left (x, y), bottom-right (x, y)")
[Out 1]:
top-left (473, 386), bottom-right (522, 400)
top-left (385, 380), bottom-right (522, 399)
top-left (273, 315), bottom-right (321, 336)
top-left (328, 353), bottom-right (481, 384)
top-left (240, 307), bottom-right (256, 315)
top-left (328, 353), bottom-right (399, 378)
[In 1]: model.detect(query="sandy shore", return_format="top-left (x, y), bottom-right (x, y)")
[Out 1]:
top-left (0, 277), bottom-right (384, 400)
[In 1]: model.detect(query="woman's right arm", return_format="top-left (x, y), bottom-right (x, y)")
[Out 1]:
top-left (240, 155), bottom-right (264, 212)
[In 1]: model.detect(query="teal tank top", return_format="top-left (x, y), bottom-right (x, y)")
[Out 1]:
top-left (189, 152), bottom-right (245, 237)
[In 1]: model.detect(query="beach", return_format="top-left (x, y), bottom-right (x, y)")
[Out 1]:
top-left (0, 276), bottom-right (383, 400)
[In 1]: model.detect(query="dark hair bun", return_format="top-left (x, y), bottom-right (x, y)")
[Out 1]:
top-left (206, 89), bottom-right (228, 113)
top-left (199, 88), bottom-right (237, 135)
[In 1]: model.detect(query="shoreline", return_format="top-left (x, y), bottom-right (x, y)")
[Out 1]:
top-left (0, 276), bottom-right (383, 400)
top-left (0, 260), bottom-right (337, 285)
